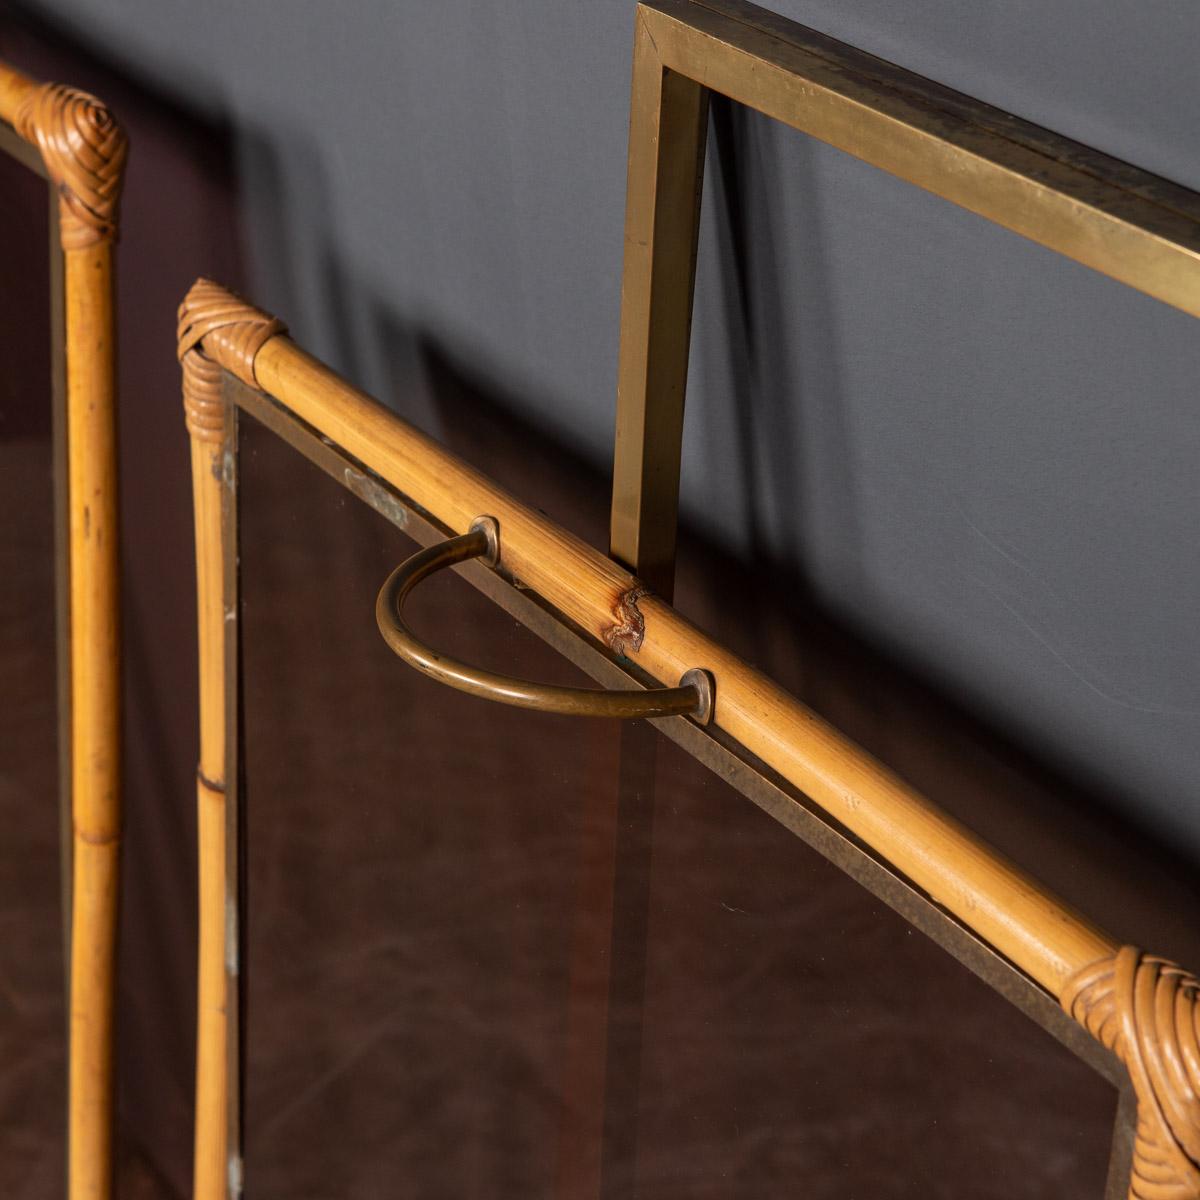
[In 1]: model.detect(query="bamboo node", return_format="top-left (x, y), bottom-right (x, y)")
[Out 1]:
top-left (604, 585), bottom-right (648, 656)
top-left (178, 277), bottom-right (286, 390)
top-left (14, 82), bottom-right (127, 248)
top-left (196, 767), bottom-right (226, 795)
top-left (74, 825), bottom-right (121, 846)
top-left (1063, 946), bottom-right (1200, 1199)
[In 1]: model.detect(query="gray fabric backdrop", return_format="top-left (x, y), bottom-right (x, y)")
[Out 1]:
top-left (20, 0), bottom-right (1200, 858)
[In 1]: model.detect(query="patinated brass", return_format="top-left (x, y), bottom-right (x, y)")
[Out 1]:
top-left (611, 0), bottom-right (1200, 597)
top-left (375, 519), bottom-right (714, 722)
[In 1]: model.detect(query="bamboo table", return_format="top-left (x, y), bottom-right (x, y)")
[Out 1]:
top-left (180, 2), bottom-right (1200, 1196)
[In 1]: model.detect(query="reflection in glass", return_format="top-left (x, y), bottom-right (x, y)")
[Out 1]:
top-left (0, 149), bottom-right (63, 1194)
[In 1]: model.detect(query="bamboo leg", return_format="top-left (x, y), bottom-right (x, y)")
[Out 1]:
top-left (6, 76), bottom-right (128, 1200)
top-left (48, 195), bottom-right (72, 1009)
top-left (184, 347), bottom-right (233, 1200)
top-left (65, 240), bottom-right (121, 1200)
top-left (177, 282), bottom-right (284, 1200)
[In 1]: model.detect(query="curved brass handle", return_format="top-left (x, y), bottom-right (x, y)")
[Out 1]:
top-left (375, 517), bottom-right (713, 721)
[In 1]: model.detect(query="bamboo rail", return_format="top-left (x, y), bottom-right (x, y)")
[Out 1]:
top-left (248, 320), bottom-right (1120, 992)
top-left (1, 60), bottom-right (126, 1200)
top-left (0, 62), bottom-right (36, 119)
top-left (185, 352), bottom-right (230, 1200)
top-left (179, 282), bottom-right (284, 1200)
top-left (182, 277), bottom-right (1199, 1200)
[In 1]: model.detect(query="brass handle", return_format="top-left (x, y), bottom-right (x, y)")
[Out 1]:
top-left (375, 517), bottom-right (713, 721)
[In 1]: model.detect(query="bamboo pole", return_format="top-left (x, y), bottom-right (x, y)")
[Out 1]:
top-left (181, 344), bottom-right (231, 1200)
top-left (64, 239), bottom-right (121, 1200)
top-left (0, 62), bottom-right (37, 124)
top-left (246, 330), bottom-right (1116, 992)
top-left (5, 69), bottom-right (127, 1200)
top-left (178, 283), bottom-right (284, 1200)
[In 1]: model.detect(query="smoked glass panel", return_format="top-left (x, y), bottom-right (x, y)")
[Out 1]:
top-left (240, 415), bottom-right (614, 1196)
top-left (240, 413), bottom-right (1116, 1199)
top-left (633, 734), bottom-right (1115, 1199)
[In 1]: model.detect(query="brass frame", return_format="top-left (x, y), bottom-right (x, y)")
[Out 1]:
top-left (611, 0), bottom-right (1200, 593)
top-left (0, 60), bottom-right (126, 1200)
top-left (180, 3), bottom-right (1200, 1197)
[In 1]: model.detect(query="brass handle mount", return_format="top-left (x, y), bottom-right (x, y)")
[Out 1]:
top-left (375, 516), bottom-right (714, 722)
